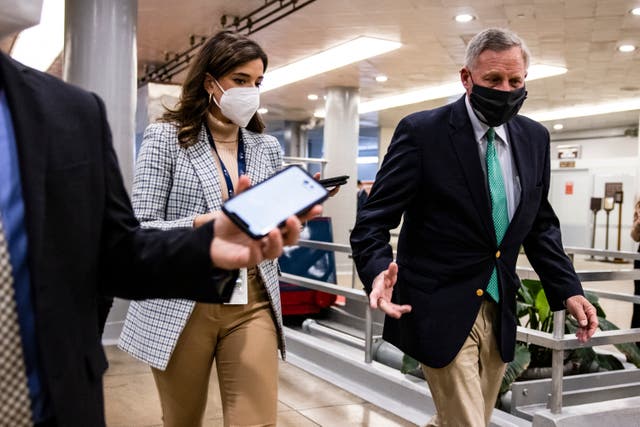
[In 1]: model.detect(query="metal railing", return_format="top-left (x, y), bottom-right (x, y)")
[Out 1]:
top-left (283, 156), bottom-right (328, 176)
top-left (516, 247), bottom-right (640, 414)
top-left (282, 241), bottom-right (640, 414)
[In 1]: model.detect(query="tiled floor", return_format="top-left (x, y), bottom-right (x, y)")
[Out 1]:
top-left (103, 345), bottom-right (415, 427)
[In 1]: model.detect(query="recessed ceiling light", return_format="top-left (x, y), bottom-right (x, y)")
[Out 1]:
top-left (257, 107), bottom-right (268, 114)
top-left (618, 44), bottom-right (636, 53)
top-left (631, 7), bottom-right (640, 16)
top-left (359, 64), bottom-right (567, 114)
top-left (454, 14), bottom-right (475, 23)
top-left (261, 36), bottom-right (402, 93)
top-left (307, 94), bottom-right (319, 101)
top-left (553, 123), bottom-right (564, 131)
top-left (375, 75), bottom-right (388, 82)
top-left (313, 109), bottom-right (326, 118)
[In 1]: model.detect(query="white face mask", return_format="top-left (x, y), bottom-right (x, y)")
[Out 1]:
top-left (0, 0), bottom-right (43, 38)
top-left (212, 79), bottom-right (260, 128)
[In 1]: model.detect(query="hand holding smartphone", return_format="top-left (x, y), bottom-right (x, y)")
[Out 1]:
top-left (222, 166), bottom-right (328, 239)
top-left (318, 175), bottom-right (349, 188)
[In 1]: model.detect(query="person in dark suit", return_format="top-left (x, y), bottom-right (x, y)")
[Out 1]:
top-left (0, 9), bottom-right (318, 427)
top-left (630, 200), bottom-right (640, 347)
top-left (356, 179), bottom-right (368, 212)
top-left (350, 28), bottom-right (598, 426)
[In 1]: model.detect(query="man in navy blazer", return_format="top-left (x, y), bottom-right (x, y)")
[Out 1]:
top-left (351, 28), bottom-right (598, 426)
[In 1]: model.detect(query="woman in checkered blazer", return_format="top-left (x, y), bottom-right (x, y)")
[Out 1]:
top-left (119, 31), bottom-right (285, 426)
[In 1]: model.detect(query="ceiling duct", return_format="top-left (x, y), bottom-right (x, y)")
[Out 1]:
top-left (138, 0), bottom-right (316, 86)
top-left (221, 0), bottom-right (316, 35)
top-left (550, 126), bottom-right (639, 143)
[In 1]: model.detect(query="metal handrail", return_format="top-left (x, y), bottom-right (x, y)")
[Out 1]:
top-left (564, 246), bottom-right (640, 261)
top-left (286, 241), bottom-right (640, 414)
top-left (283, 156), bottom-right (328, 166)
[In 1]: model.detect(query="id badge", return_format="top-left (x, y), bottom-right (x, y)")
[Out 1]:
top-left (225, 268), bottom-right (248, 305)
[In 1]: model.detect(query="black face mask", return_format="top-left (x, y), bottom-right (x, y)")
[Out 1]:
top-left (469, 83), bottom-right (527, 127)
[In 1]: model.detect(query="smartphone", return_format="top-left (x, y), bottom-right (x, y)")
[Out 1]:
top-left (222, 165), bottom-right (329, 239)
top-left (318, 175), bottom-right (349, 188)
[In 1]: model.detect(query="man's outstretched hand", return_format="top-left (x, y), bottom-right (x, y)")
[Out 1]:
top-left (369, 262), bottom-right (412, 319)
top-left (210, 175), bottom-right (322, 269)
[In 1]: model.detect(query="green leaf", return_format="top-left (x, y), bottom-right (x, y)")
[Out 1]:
top-left (520, 279), bottom-right (542, 304)
top-left (500, 344), bottom-right (531, 395)
top-left (516, 301), bottom-right (530, 319)
top-left (595, 353), bottom-right (624, 371)
top-left (568, 347), bottom-right (596, 373)
top-left (583, 291), bottom-right (606, 319)
top-left (535, 289), bottom-right (551, 325)
top-left (598, 318), bottom-right (640, 368)
top-left (401, 354), bottom-right (420, 375)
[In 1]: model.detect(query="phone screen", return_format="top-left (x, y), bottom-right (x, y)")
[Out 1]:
top-left (222, 166), bottom-right (328, 238)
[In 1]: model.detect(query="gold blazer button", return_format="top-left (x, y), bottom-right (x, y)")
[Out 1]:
top-left (495, 250), bottom-right (501, 258)
top-left (476, 289), bottom-right (484, 297)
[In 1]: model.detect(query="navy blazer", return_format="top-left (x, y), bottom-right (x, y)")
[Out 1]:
top-left (0, 53), bottom-right (236, 426)
top-left (351, 95), bottom-right (583, 368)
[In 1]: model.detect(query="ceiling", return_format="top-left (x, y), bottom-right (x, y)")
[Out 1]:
top-left (136, 0), bottom-right (640, 135)
top-left (13, 0), bottom-right (640, 136)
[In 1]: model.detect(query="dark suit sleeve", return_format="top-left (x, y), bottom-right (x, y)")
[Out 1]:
top-left (522, 129), bottom-right (583, 311)
top-left (350, 117), bottom-right (421, 292)
top-left (93, 94), bottom-right (236, 301)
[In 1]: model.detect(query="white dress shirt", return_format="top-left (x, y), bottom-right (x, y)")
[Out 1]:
top-left (464, 95), bottom-right (521, 220)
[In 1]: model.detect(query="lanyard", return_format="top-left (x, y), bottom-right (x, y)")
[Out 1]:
top-left (205, 125), bottom-right (246, 198)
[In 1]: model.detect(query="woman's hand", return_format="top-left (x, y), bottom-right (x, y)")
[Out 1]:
top-left (194, 212), bottom-right (220, 228)
top-left (313, 172), bottom-right (340, 197)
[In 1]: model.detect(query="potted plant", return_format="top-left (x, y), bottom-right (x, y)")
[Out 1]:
top-left (499, 279), bottom-right (640, 397)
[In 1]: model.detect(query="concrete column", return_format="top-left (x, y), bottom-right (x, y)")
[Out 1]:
top-left (378, 126), bottom-right (395, 168)
top-left (63, 0), bottom-right (137, 191)
top-left (322, 87), bottom-right (359, 278)
top-left (283, 121), bottom-right (306, 157)
top-left (637, 112), bottom-right (640, 203)
top-left (63, 0), bottom-right (137, 344)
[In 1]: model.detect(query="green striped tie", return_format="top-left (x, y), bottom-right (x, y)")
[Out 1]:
top-left (486, 128), bottom-right (508, 302)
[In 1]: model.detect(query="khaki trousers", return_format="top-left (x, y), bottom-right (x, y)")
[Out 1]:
top-left (152, 268), bottom-right (278, 427)
top-left (421, 300), bottom-right (506, 427)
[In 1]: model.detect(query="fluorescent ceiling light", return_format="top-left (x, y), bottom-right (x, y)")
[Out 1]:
top-left (523, 98), bottom-right (640, 122)
top-left (11, 0), bottom-right (64, 71)
top-left (618, 44), bottom-right (636, 53)
top-left (257, 107), bottom-right (269, 114)
top-left (357, 156), bottom-right (379, 164)
top-left (375, 75), bottom-right (388, 82)
top-left (261, 36), bottom-right (402, 93)
top-left (455, 14), bottom-right (475, 23)
top-left (359, 64), bottom-right (567, 114)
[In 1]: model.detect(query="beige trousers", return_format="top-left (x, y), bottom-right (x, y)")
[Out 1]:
top-left (152, 268), bottom-right (278, 427)
top-left (421, 300), bottom-right (506, 427)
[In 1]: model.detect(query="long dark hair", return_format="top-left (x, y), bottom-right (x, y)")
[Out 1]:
top-left (161, 31), bottom-right (268, 148)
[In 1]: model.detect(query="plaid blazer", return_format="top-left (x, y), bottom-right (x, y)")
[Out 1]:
top-left (118, 122), bottom-right (284, 369)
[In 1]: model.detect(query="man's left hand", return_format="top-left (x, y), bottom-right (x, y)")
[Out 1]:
top-left (565, 295), bottom-right (598, 342)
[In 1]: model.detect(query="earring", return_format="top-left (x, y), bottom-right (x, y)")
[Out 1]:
top-left (208, 92), bottom-right (213, 105)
